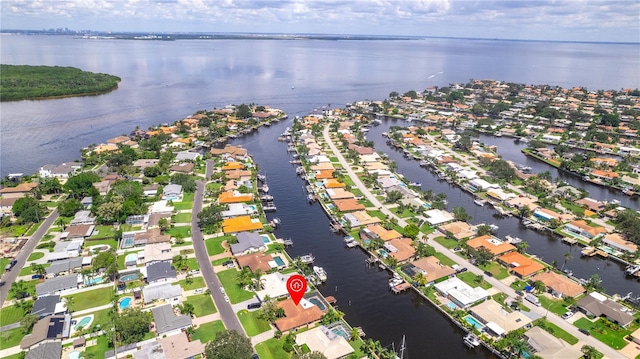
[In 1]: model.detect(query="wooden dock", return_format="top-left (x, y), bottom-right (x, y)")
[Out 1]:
top-left (562, 237), bottom-right (578, 245)
top-left (391, 282), bottom-right (411, 294)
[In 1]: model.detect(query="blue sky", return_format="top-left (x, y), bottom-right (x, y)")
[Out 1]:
top-left (1, 0), bottom-right (638, 42)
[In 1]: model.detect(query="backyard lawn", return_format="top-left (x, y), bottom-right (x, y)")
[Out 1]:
top-left (185, 294), bottom-right (217, 317)
top-left (217, 269), bottom-right (256, 304)
top-left (27, 251), bottom-right (45, 261)
top-left (84, 238), bottom-right (118, 250)
top-left (84, 335), bottom-right (110, 358)
top-left (0, 328), bottom-right (24, 349)
top-left (237, 309), bottom-right (271, 336)
top-left (205, 235), bottom-right (231, 256)
top-left (64, 287), bottom-right (114, 311)
top-left (192, 320), bottom-right (225, 343)
top-left (538, 296), bottom-right (570, 316)
top-left (0, 304), bottom-right (30, 326)
top-left (172, 212), bottom-right (192, 223)
top-left (178, 276), bottom-right (206, 291)
top-left (457, 271), bottom-right (492, 289)
top-left (534, 319), bottom-right (578, 345)
top-left (478, 261), bottom-right (509, 280)
top-left (255, 337), bottom-right (291, 359)
top-left (74, 308), bottom-right (111, 333)
top-left (168, 225), bottom-right (191, 239)
top-left (573, 317), bottom-right (631, 349)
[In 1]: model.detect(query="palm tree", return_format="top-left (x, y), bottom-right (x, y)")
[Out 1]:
top-left (561, 251), bottom-right (573, 271)
top-left (252, 269), bottom-right (264, 291)
top-left (413, 272), bottom-right (427, 287)
top-left (65, 296), bottom-right (75, 313)
top-left (349, 327), bottom-right (360, 342)
top-left (9, 280), bottom-right (28, 300)
top-left (581, 345), bottom-right (601, 359)
top-left (516, 241), bottom-right (529, 254)
top-left (56, 218), bottom-right (67, 231)
top-left (509, 338), bottom-right (529, 359)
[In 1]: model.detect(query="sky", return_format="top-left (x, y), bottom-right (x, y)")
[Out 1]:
top-left (1, 0), bottom-right (639, 43)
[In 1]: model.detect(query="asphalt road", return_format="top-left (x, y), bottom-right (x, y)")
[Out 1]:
top-left (191, 160), bottom-right (247, 335)
top-left (0, 209), bottom-right (59, 306)
top-left (323, 125), bottom-right (622, 359)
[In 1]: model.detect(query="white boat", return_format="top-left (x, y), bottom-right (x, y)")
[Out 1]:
top-left (260, 195), bottom-right (273, 201)
top-left (408, 182), bottom-right (421, 187)
top-left (300, 254), bottom-right (315, 264)
top-left (626, 265), bottom-right (640, 275)
top-left (463, 333), bottom-right (480, 348)
top-left (474, 199), bottom-right (486, 206)
top-left (344, 236), bottom-right (357, 248)
top-left (389, 275), bottom-right (404, 288)
top-left (313, 266), bottom-right (327, 282)
top-left (260, 184), bottom-right (269, 193)
top-left (257, 174), bottom-right (267, 182)
top-left (488, 224), bottom-right (499, 232)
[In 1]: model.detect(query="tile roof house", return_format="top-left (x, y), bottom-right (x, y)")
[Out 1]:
top-left (146, 261), bottom-right (177, 284)
top-left (438, 221), bottom-right (476, 240)
top-left (343, 211), bottom-right (381, 228)
top-left (466, 235), bottom-right (516, 257)
top-left (325, 188), bottom-right (355, 200)
top-left (531, 271), bottom-right (585, 298)
top-left (152, 304), bottom-right (193, 336)
top-left (577, 292), bottom-right (634, 327)
top-left (360, 224), bottom-right (402, 242)
top-left (158, 332), bottom-right (205, 359)
top-left (236, 252), bottom-right (275, 273)
top-left (221, 203), bottom-right (257, 218)
top-left (384, 237), bottom-right (415, 262)
top-left (497, 252), bottom-right (545, 278)
top-left (410, 256), bottom-right (455, 284)
top-left (470, 300), bottom-right (533, 336)
top-left (218, 191), bottom-right (254, 204)
top-left (275, 298), bottom-right (324, 332)
top-left (525, 327), bottom-right (583, 359)
top-left (230, 231), bottom-right (267, 256)
top-left (24, 342), bottom-right (63, 359)
top-left (564, 220), bottom-right (607, 239)
top-left (602, 233), bottom-right (638, 253)
top-left (222, 215), bottom-right (264, 233)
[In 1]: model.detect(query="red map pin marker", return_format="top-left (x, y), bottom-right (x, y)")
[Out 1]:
top-left (286, 274), bottom-right (307, 305)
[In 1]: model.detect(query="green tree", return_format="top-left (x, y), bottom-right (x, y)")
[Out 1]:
top-left (30, 263), bottom-right (46, 276)
top-left (452, 206), bottom-right (471, 222)
top-left (64, 172), bottom-right (100, 198)
top-left (204, 329), bottom-right (253, 359)
top-left (114, 308), bottom-right (151, 345)
top-left (402, 223), bottom-right (419, 240)
top-left (235, 104), bottom-right (252, 119)
top-left (581, 345), bottom-right (601, 359)
top-left (12, 197), bottom-right (46, 223)
top-left (293, 351), bottom-right (328, 359)
top-left (197, 204), bottom-right (224, 232)
top-left (20, 314), bottom-right (39, 334)
top-left (385, 190), bottom-right (403, 204)
top-left (57, 198), bottom-right (82, 217)
top-left (177, 302), bottom-right (195, 317)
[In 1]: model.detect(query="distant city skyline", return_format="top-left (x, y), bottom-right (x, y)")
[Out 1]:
top-left (1, 0), bottom-right (638, 43)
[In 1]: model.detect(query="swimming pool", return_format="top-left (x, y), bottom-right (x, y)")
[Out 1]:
top-left (273, 256), bottom-right (285, 267)
top-left (446, 302), bottom-right (458, 310)
top-left (122, 237), bottom-right (135, 248)
top-left (326, 322), bottom-right (352, 340)
top-left (124, 253), bottom-right (138, 265)
top-left (68, 351), bottom-right (81, 359)
top-left (85, 276), bottom-right (103, 286)
top-left (464, 315), bottom-right (484, 331)
top-left (74, 316), bottom-right (93, 331)
top-left (119, 297), bottom-right (132, 310)
top-left (120, 273), bottom-right (139, 282)
top-left (260, 235), bottom-right (271, 244)
top-left (308, 297), bottom-right (326, 311)
top-left (249, 204), bottom-right (257, 212)
top-left (377, 249), bottom-right (389, 258)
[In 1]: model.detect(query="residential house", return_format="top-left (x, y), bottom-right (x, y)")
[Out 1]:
top-left (69, 210), bottom-right (95, 226)
top-left (142, 243), bottom-right (173, 264)
top-left (222, 215), bottom-right (263, 234)
top-left (295, 326), bottom-right (355, 359)
top-left (274, 298), bottom-right (324, 332)
top-left (45, 258), bottom-right (85, 276)
top-left (158, 332), bottom-right (205, 359)
top-left (497, 252), bottom-right (545, 278)
top-left (236, 252), bottom-right (275, 273)
top-left (434, 277), bottom-right (489, 309)
top-left (423, 209), bottom-right (455, 226)
top-left (577, 292), bottom-right (634, 327)
top-left (410, 256), bottom-right (455, 284)
top-left (221, 203), bottom-right (257, 218)
top-left (525, 327), bottom-right (583, 359)
top-left (38, 163), bottom-right (81, 179)
top-left (31, 295), bottom-right (66, 319)
top-left (36, 275), bottom-right (79, 298)
top-left (0, 182), bottom-right (38, 199)
top-left (602, 233), bottom-right (638, 253)
top-left (142, 283), bottom-right (183, 305)
top-left (143, 183), bottom-right (160, 197)
top-left (162, 184), bottom-right (183, 201)
top-left (466, 235), bottom-right (516, 257)
top-left (230, 232), bottom-right (267, 256)
top-left (218, 191), bottom-right (254, 204)
top-left (470, 300), bottom-right (533, 337)
top-left (438, 221), bottom-right (476, 240)
top-left (146, 261), bottom-right (177, 285)
top-left (174, 151), bottom-right (201, 162)
top-left (564, 220), bottom-right (606, 239)
top-left (383, 237), bottom-right (415, 262)
top-left (531, 271), bottom-right (585, 298)
top-left (20, 314), bottom-right (71, 349)
top-left (24, 342), bottom-right (63, 359)
top-left (255, 272), bottom-right (294, 302)
top-left (342, 211), bottom-right (380, 228)
top-left (152, 304), bottom-right (192, 336)
top-left (332, 199), bottom-right (365, 212)
top-left (360, 224), bottom-right (402, 242)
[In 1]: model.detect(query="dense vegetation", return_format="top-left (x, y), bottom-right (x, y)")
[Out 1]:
top-left (1, 65), bottom-right (120, 101)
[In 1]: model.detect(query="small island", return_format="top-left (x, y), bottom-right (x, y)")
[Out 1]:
top-left (0, 64), bottom-right (121, 101)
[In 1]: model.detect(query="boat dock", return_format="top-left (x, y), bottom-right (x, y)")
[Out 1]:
top-left (391, 282), bottom-right (411, 294)
top-left (562, 237), bottom-right (578, 245)
top-left (582, 246), bottom-right (596, 256)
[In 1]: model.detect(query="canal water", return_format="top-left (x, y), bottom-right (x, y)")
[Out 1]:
top-left (365, 119), bottom-right (640, 296)
top-left (231, 119), bottom-right (496, 358)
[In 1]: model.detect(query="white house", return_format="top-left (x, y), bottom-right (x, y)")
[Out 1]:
top-left (162, 184), bottom-right (183, 201)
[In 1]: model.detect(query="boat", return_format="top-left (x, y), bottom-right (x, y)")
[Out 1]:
top-left (463, 333), bottom-right (480, 348)
top-left (313, 266), bottom-right (328, 282)
top-left (300, 254), bottom-right (315, 265)
top-left (260, 195), bottom-right (274, 201)
top-left (260, 184), bottom-right (269, 193)
top-left (625, 265), bottom-right (640, 276)
top-left (408, 182), bottom-right (421, 187)
top-left (505, 235), bottom-right (522, 244)
top-left (474, 198), bottom-right (486, 206)
top-left (372, 118), bottom-right (382, 125)
top-left (307, 193), bottom-right (317, 202)
top-left (257, 174), bottom-right (267, 182)
top-left (263, 202), bottom-right (277, 212)
top-left (344, 236), bottom-right (357, 248)
top-left (296, 166), bottom-right (305, 175)
top-left (389, 275), bottom-right (404, 288)
top-left (488, 224), bottom-right (499, 232)
top-left (272, 217), bottom-right (281, 226)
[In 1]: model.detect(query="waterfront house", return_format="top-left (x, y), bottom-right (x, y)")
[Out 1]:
top-left (602, 233), bottom-right (638, 253)
top-left (146, 261), bottom-right (177, 285)
top-left (218, 190), bottom-right (254, 204)
top-left (210, 144), bottom-right (248, 160)
top-left (236, 252), bottom-right (275, 273)
top-left (323, 179), bottom-right (346, 188)
top-left (505, 196), bottom-right (538, 211)
top-left (221, 203), bottom-right (257, 218)
top-left (132, 159), bottom-right (159, 170)
top-left (577, 292), bottom-right (634, 327)
top-left (0, 182), bottom-right (38, 199)
top-left (575, 197), bottom-right (606, 212)
top-left (466, 235), bottom-right (516, 257)
top-left (326, 188), bottom-right (356, 200)
top-left (295, 325), bottom-right (355, 359)
top-left (438, 221), bottom-right (476, 240)
top-left (162, 184), bottom-right (183, 201)
top-left (470, 300), bottom-right (532, 337)
top-left (174, 151), bottom-right (201, 162)
top-left (332, 198), bottom-right (365, 212)
top-left (38, 162), bottom-right (81, 179)
top-left (410, 256), bottom-right (455, 284)
top-left (231, 232), bottom-right (267, 256)
top-left (152, 304), bottom-right (192, 336)
top-left (384, 237), bottom-right (415, 262)
top-left (525, 327), bottom-right (583, 359)
top-left (142, 282), bottom-right (182, 305)
top-left (222, 215), bottom-right (263, 233)
top-left (563, 220), bottom-right (607, 239)
top-left (533, 208), bottom-right (562, 222)
top-left (343, 211), bottom-right (380, 228)
top-left (20, 314), bottom-right (70, 349)
top-left (360, 224), bottom-right (402, 242)
top-left (531, 271), bottom-right (585, 298)
top-left (486, 188), bottom-right (516, 202)
top-left (497, 252), bottom-right (545, 278)
top-left (424, 209), bottom-right (455, 226)
top-left (434, 277), bottom-right (489, 309)
top-left (468, 178), bottom-right (500, 192)
top-left (274, 298), bottom-right (324, 332)
top-left (24, 342), bottom-right (62, 359)
top-left (255, 272), bottom-right (294, 301)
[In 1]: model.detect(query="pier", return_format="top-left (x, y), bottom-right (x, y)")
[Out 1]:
top-left (390, 282), bottom-right (411, 294)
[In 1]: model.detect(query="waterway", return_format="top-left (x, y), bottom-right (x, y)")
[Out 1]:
top-left (476, 133), bottom-right (639, 210)
top-left (366, 119), bottom-right (640, 296)
top-left (230, 120), bottom-right (495, 358)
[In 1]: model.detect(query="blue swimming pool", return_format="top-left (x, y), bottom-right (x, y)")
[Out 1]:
top-left (273, 256), bottom-right (285, 266)
top-left (464, 315), bottom-right (484, 330)
top-left (249, 205), bottom-right (257, 211)
top-left (308, 297), bottom-right (326, 311)
top-left (120, 273), bottom-right (139, 282)
top-left (85, 276), bottom-right (103, 286)
top-left (327, 322), bottom-right (352, 340)
top-left (119, 297), bottom-right (132, 310)
top-left (377, 249), bottom-right (389, 258)
top-left (125, 253), bottom-right (137, 265)
top-left (446, 302), bottom-right (458, 310)
top-left (261, 235), bottom-right (270, 244)
top-left (122, 237), bottom-right (135, 248)
top-left (74, 316), bottom-right (92, 330)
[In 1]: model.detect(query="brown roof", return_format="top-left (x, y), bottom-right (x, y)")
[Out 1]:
top-left (498, 252), bottom-right (545, 278)
top-left (439, 221), bottom-right (475, 240)
top-left (466, 235), bottom-right (516, 256)
top-left (134, 228), bottom-right (170, 245)
top-left (0, 182), bottom-right (38, 194)
top-left (333, 199), bottom-right (365, 212)
top-left (159, 332), bottom-right (204, 359)
top-left (236, 252), bottom-right (274, 272)
top-left (386, 237), bottom-right (415, 262)
top-left (411, 256), bottom-right (455, 283)
top-left (275, 298), bottom-right (324, 332)
top-left (65, 224), bottom-right (94, 239)
top-left (363, 224), bottom-right (402, 241)
top-left (169, 163), bottom-right (194, 173)
top-left (531, 271), bottom-right (585, 298)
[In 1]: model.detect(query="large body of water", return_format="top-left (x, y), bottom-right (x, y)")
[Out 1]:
top-left (2, 35), bottom-right (640, 357)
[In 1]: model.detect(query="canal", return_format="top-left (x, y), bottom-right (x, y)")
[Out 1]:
top-left (231, 119), bottom-right (496, 358)
top-left (365, 118), bottom-right (639, 297)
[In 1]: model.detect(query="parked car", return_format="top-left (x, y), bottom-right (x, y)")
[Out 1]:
top-left (578, 328), bottom-right (590, 336)
top-left (456, 267), bottom-right (468, 273)
top-left (561, 311), bottom-right (574, 320)
top-left (222, 260), bottom-right (235, 268)
top-left (247, 302), bottom-right (261, 310)
top-left (31, 274), bottom-right (43, 280)
top-left (524, 293), bottom-right (541, 307)
top-left (219, 286), bottom-right (225, 294)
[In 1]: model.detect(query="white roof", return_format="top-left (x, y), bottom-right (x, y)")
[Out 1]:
top-left (424, 209), bottom-right (455, 225)
top-left (434, 277), bottom-right (489, 307)
top-left (255, 272), bottom-right (293, 301)
top-left (485, 321), bottom-right (506, 336)
top-left (295, 326), bottom-right (354, 359)
top-left (221, 203), bottom-right (255, 218)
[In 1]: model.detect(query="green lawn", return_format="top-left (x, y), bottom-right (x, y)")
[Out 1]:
top-left (178, 276), bottom-right (206, 291)
top-left (510, 280), bottom-right (528, 291)
top-left (185, 294), bottom-right (217, 317)
top-left (192, 320), bottom-right (226, 343)
top-left (255, 337), bottom-right (292, 359)
top-left (573, 317), bottom-right (631, 349)
top-left (366, 210), bottom-right (386, 221)
top-left (205, 235), bottom-right (231, 256)
top-left (457, 271), bottom-right (492, 289)
top-left (538, 296), bottom-right (570, 316)
top-left (7, 280), bottom-right (37, 300)
top-left (173, 212), bottom-right (192, 223)
top-left (185, 257), bottom-right (199, 271)
top-left (84, 335), bottom-right (110, 358)
top-left (478, 261), bottom-right (509, 280)
top-left (84, 238), bottom-right (118, 250)
top-left (2, 353), bottom-right (26, 359)
top-left (237, 309), bottom-right (271, 336)
top-left (433, 236), bottom-right (459, 249)
top-left (90, 225), bottom-right (117, 238)
top-left (217, 269), bottom-right (256, 304)
top-left (359, 199), bottom-right (374, 208)
top-left (0, 257), bottom-right (10, 275)
top-left (433, 252), bottom-right (456, 267)
top-left (212, 257), bottom-right (233, 266)
top-left (63, 287), bottom-right (114, 312)
top-left (173, 192), bottom-right (195, 210)
top-left (75, 308), bottom-right (112, 333)
top-left (0, 327), bottom-right (24, 349)
top-left (27, 251), bottom-right (45, 261)
top-left (534, 318), bottom-right (578, 345)
top-left (0, 304), bottom-right (30, 326)
top-left (168, 225), bottom-right (191, 239)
